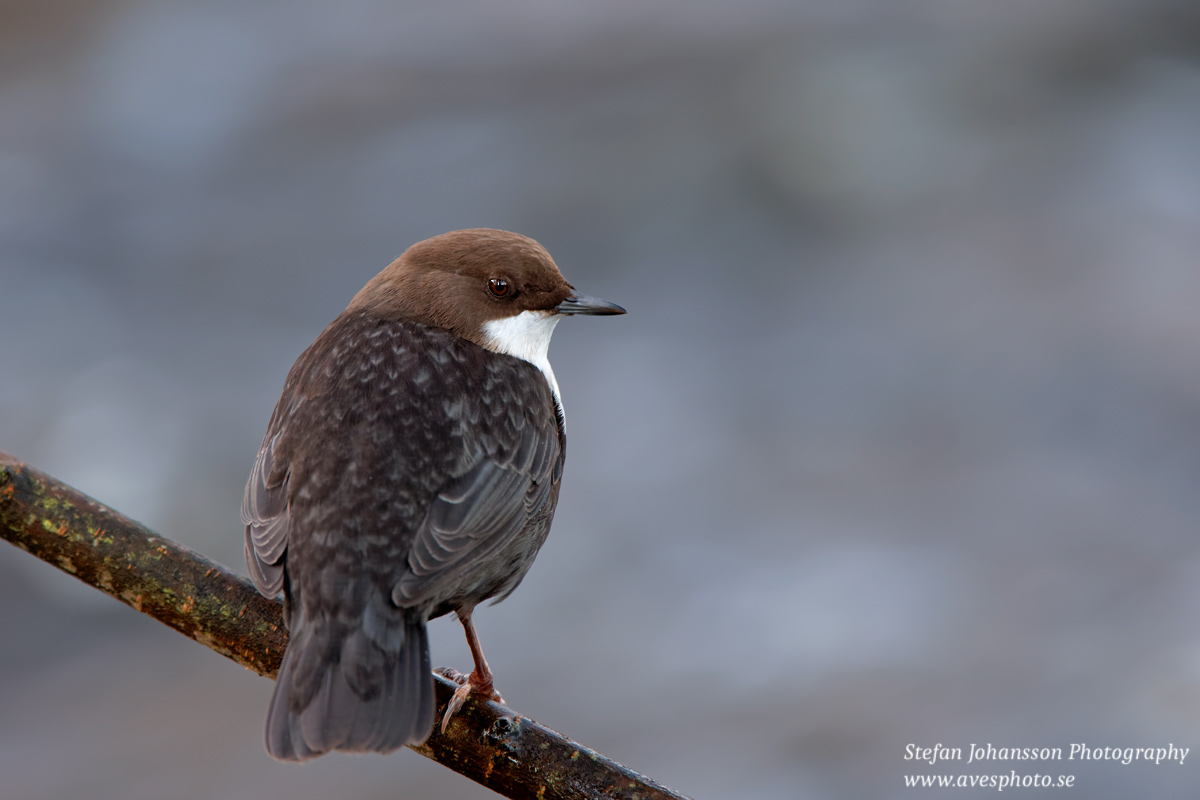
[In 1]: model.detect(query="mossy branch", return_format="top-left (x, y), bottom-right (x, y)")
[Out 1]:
top-left (0, 451), bottom-right (690, 800)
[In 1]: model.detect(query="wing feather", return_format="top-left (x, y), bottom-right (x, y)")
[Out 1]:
top-left (242, 434), bottom-right (290, 596)
top-left (393, 416), bottom-right (559, 605)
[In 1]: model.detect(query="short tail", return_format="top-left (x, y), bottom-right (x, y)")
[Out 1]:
top-left (265, 610), bottom-right (434, 761)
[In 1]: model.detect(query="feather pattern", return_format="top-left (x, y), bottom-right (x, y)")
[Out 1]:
top-left (242, 437), bottom-right (289, 596)
top-left (241, 309), bottom-right (563, 759)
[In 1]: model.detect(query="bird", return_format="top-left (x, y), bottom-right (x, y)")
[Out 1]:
top-left (241, 228), bottom-right (624, 761)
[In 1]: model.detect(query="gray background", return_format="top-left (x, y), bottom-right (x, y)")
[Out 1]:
top-left (3, 1), bottom-right (1200, 798)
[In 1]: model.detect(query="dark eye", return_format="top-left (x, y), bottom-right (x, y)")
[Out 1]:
top-left (488, 277), bottom-right (509, 297)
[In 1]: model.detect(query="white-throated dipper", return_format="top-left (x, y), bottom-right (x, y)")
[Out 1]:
top-left (242, 229), bottom-right (624, 760)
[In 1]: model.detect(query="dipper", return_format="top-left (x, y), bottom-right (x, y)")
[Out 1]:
top-left (242, 229), bottom-right (624, 760)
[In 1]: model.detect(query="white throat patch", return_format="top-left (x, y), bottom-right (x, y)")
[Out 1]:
top-left (481, 310), bottom-right (564, 413)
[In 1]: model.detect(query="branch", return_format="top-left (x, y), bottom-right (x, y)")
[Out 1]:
top-left (0, 451), bottom-right (691, 800)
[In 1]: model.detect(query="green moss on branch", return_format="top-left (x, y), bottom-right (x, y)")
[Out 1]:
top-left (0, 451), bottom-right (691, 800)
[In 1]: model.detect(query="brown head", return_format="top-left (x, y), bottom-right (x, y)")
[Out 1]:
top-left (349, 229), bottom-right (623, 347)
top-left (348, 230), bottom-right (624, 374)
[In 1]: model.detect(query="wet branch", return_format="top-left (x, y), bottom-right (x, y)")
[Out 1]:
top-left (0, 451), bottom-right (690, 800)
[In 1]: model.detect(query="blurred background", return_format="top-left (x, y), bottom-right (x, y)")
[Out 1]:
top-left (3, 1), bottom-right (1200, 798)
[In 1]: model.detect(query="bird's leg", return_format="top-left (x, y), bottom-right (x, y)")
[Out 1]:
top-left (440, 607), bottom-right (505, 732)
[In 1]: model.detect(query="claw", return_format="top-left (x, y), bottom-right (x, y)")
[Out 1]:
top-left (440, 671), bottom-right (505, 732)
top-left (438, 607), bottom-right (506, 733)
top-left (434, 666), bottom-right (469, 685)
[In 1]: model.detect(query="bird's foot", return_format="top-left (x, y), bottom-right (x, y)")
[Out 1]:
top-left (435, 667), bottom-right (505, 732)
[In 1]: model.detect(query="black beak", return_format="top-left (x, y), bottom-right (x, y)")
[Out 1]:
top-left (555, 291), bottom-right (626, 316)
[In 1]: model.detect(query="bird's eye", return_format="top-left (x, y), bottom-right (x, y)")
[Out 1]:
top-left (488, 278), bottom-right (510, 297)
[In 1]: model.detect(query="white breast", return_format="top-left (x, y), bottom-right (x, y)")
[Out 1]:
top-left (481, 310), bottom-right (564, 414)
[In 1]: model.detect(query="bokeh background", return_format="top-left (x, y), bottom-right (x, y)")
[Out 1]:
top-left (4, 1), bottom-right (1200, 798)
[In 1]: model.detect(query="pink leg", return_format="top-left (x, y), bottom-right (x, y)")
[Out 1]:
top-left (440, 608), bottom-right (505, 732)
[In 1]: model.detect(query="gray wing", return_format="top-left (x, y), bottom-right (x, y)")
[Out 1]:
top-left (242, 434), bottom-right (290, 597)
top-left (392, 415), bottom-right (560, 606)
